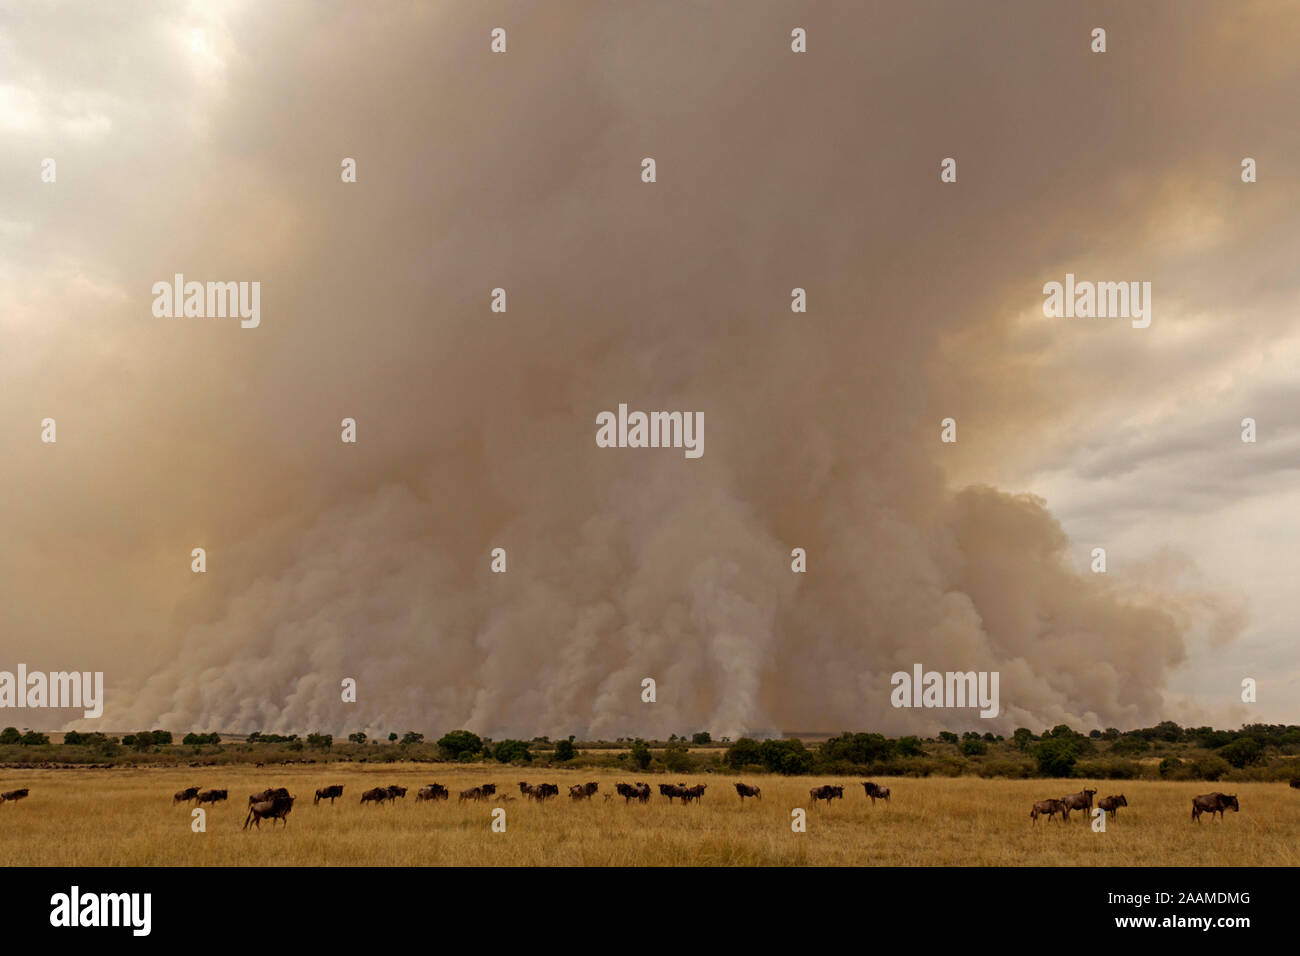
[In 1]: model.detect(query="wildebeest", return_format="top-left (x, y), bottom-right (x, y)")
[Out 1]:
top-left (417, 783), bottom-right (449, 802)
top-left (809, 784), bottom-right (844, 805)
top-left (734, 782), bottom-right (762, 803)
top-left (314, 784), bottom-right (344, 806)
top-left (1059, 788), bottom-right (1097, 820)
top-left (659, 783), bottom-right (687, 803)
top-left (536, 782), bottom-right (559, 800)
top-left (173, 786), bottom-right (201, 804)
top-left (861, 781), bottom-right (891, 804)
top-left (196, 788), bottom-right (228, 806)
top-left (459, 786), bottom-right (490, 803)
top-left (568, 781), bottom-right (599, 800)
top-left (248, 787), bottom-right (286, 807)
top-left (1030, 798), bottom-right (1068, 824)
top-left (1192, 792), bottom-right (1239, 822)
top-left (615, 782), bottom-right (652, 804)
top-left (680, 783), bottom-right (707, 804)
top-left (1291, 778), bottom-right (1300, 789)
top-left (385, 785), bottom-right (408, 802)
top-left (361, 786), bottom-right (390, 805)
top-left (243, 790), bottom-right (295, 829)
top-left (480, 783), bottom-right (497, 796)
top-left (1097, 794), bottom-right (1127, 819)
top-left (0, 788), bottom-right (30, 804)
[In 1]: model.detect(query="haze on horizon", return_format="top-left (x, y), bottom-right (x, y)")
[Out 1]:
top-left (2, 1), bottom-right (1298, 739)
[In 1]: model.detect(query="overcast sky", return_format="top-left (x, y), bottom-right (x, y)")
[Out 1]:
top-left (1, 1), bottom-right (1296, 736)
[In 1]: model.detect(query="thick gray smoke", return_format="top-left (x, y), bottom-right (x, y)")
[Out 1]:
top-left (5, 1), bottom-right (1276, 737)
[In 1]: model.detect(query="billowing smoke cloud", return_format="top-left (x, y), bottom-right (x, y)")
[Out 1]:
top-left (6, 1), bottom-right (1284, 737)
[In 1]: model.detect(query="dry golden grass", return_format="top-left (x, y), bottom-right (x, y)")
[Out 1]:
top-left (0, 764), bottom-right (1294, 865)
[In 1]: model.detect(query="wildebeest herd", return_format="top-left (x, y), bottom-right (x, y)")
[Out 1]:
top-left (0, 780), bottom-right (1270, 833)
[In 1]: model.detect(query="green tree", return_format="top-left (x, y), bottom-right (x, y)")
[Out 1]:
top-left (21, 731), bottom-right (51, 746)
top-left (492, 739), bottom-right (533, 763)
top-left (348, 732), bottom-right (366, 745)
top-left (400, 731), bottom-right (424, 746)
top-left (307, 733), bottom-right (334, 750)
top-left (724, 737), bottom-right (765, 769)
top-left (760, 738), bottom-right (815, 774)
top-left (959, 737), bottom-right (988, 756)
top-left (1034, 737), bottom-right (1078, 778)
top-left (1012, 728), bottom-right (1034, 752)
top-left (1218, 737), bottom-right (1262, 768)
top-left (629, 739), bottom-right (652, 770)
top-left (662, 740), bottom-right (691, 772)
top-left (436, 730), bottom-right (483, 761)
top-left (691, 732), bottom-right (712, 745)
top-left (553, 737), bottom-right (576, 762)
top-left (897, 736), bottom-right (924, 757)
top-left (0, 727), bottom-right (20, 745)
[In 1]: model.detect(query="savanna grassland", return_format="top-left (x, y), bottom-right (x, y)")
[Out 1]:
top-left (0, 764), bottom-right (1295, 866)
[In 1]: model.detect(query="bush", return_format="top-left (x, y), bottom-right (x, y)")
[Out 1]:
top-left (1194, 755), bottom-right (1232, 781)
top-left (492, 739), bottom-right (533, 764)
top-left (1034, 737), bottom-right (1079, 777)
top-left (629, 739), bottom-right (652, 770)
top-left (553, 737), bottom-right (576, 762)
top-left (437, 730), bottom-right (483, 761)
top-left (959, 737), bottom-right (988, 757)
top-left (1218, 738), bottom-right (1262, 768)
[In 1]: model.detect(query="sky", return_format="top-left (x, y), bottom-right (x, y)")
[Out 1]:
top-left (1, 0), bottom-right (1297, 738)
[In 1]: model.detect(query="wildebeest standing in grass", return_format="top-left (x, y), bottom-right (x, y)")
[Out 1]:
top-left (680, 783), bottom-right (707, 804)
top-left (173, 786), bottom-right (201, 805)
top-left (243, 791), bottom-right (295, 829)
top-left (862, 781), bottom-right (890, 804)
top-left (361, 786), bottom-right (389, 805)
top-left (417, 784), bottom-right (449, 802)
top-left (569, 782), bottom-right (599, 800)
top-left (249, 787), bottom-right (285, 807)
top-left (1030, 798), bottom-right (1068, 824)
top-left (196, 789), bottom-right (228, 806)
top-left (1059, 788), bottom-right (1097, 820)
top-left (1291, 778), bottom-right (1300, 789)
top-left (659, 783), bottom-right (685, 803)
top-left (809, 785), bottom-right (843, 806)
top-left (1097, 794), bottom-right (1127, 819)
top-left (314, 784), bottom-right (344, 806)
top-left (385, 785), bottom-right (408, 802)
top-left (0, 788), bottom-right (30, 804)
top-left (1192, 792), bottom-right (1239, 822)
top-left (459, 786), bottom-right (489, 803)
top-left (735, 782), bottom-right (761, 803)
top-left (537, 782), bottom-right (559, 800)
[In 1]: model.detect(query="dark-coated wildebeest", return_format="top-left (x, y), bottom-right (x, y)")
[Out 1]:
top-left (314, 784), bottom-right (344, 806)
top-left (173, 786), bottom-right (201, 804)
top-left (1031, 798), bottom-right (1068, 824)
top-left (659, 783), bottom-right (686, 803)
top-left (459, 786), bottom-right (489, 803)
top-left (569, 781), bottom-right (599, 800)
top-left (862, 781), bottom-right (891, 804)
top-left (196, 788), bottom-right (228, 806)
top-left (537, 783), bottom-right (559, 800)
top-left (519, 781), bottom-right (545, 800)
top-left (735, 782), bottom-right (761, 803)
top-left (615, 782), bottom-right (651, 804)
top-left (361, 786), bottom-right (389, 805)
top-left (249, 787), bottom-right (286, 807)
top-left (680, 783), bottom-right (707, 804)
top-left (417, 784), bottom-right (449, 802)
top-left (0, 788), bottom-right (30, 804)
top-left (1192, 792), bottom-right (1239, 822)
top-left (1291, 778), bottom-right (1300, 789)
top-left (1060, 788), bottom-right (1097, 820)
top-left (385, 785), bottom-right (408, 802)
top-left (243, 791), bottom-right (295, 829)
top-left (809, 784), bottom-right (844, 806)
top-left (480, 783), bottom-right (497, 796)
top-left (1098, 794), bottom-right (1127, 819)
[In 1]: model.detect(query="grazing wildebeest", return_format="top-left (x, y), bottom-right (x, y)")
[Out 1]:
top-left (809, 784), bottom-right (844, 806)
top-left (243, 790), bottom-right (295, 829)
top-left (196, 788), bottom-right (228, 806)
top-left (417, 783), bottom-right (449, 802)
top-left (385, 785), bottom-right (408, 802)
top-left (1031, 798), bottom-right (1068, 824)
top-left (1192, 792), bottom-right (1239, 822)
top-left (1097, 794), bottom-right (1127, 819)
top-left (0, 788), bottom-right (30, 804)
top-left (314, 784), bottom-right (344, 806)
top-left (459, 786), bottom-right (489, 803)
top-left (173, 786), bottom-right (202, 805)
top-left (569, 781), bottom-right (599, 800)
top-left (861, 781), bottom-right (891, 804)
top-left (361, 786), bottom-right (390, 805)
top-left (1059, 788), bottom-right (1097, 820)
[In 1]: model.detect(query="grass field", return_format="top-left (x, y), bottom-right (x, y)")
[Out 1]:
top-left (0, 764), bottom-right (1294, 866)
